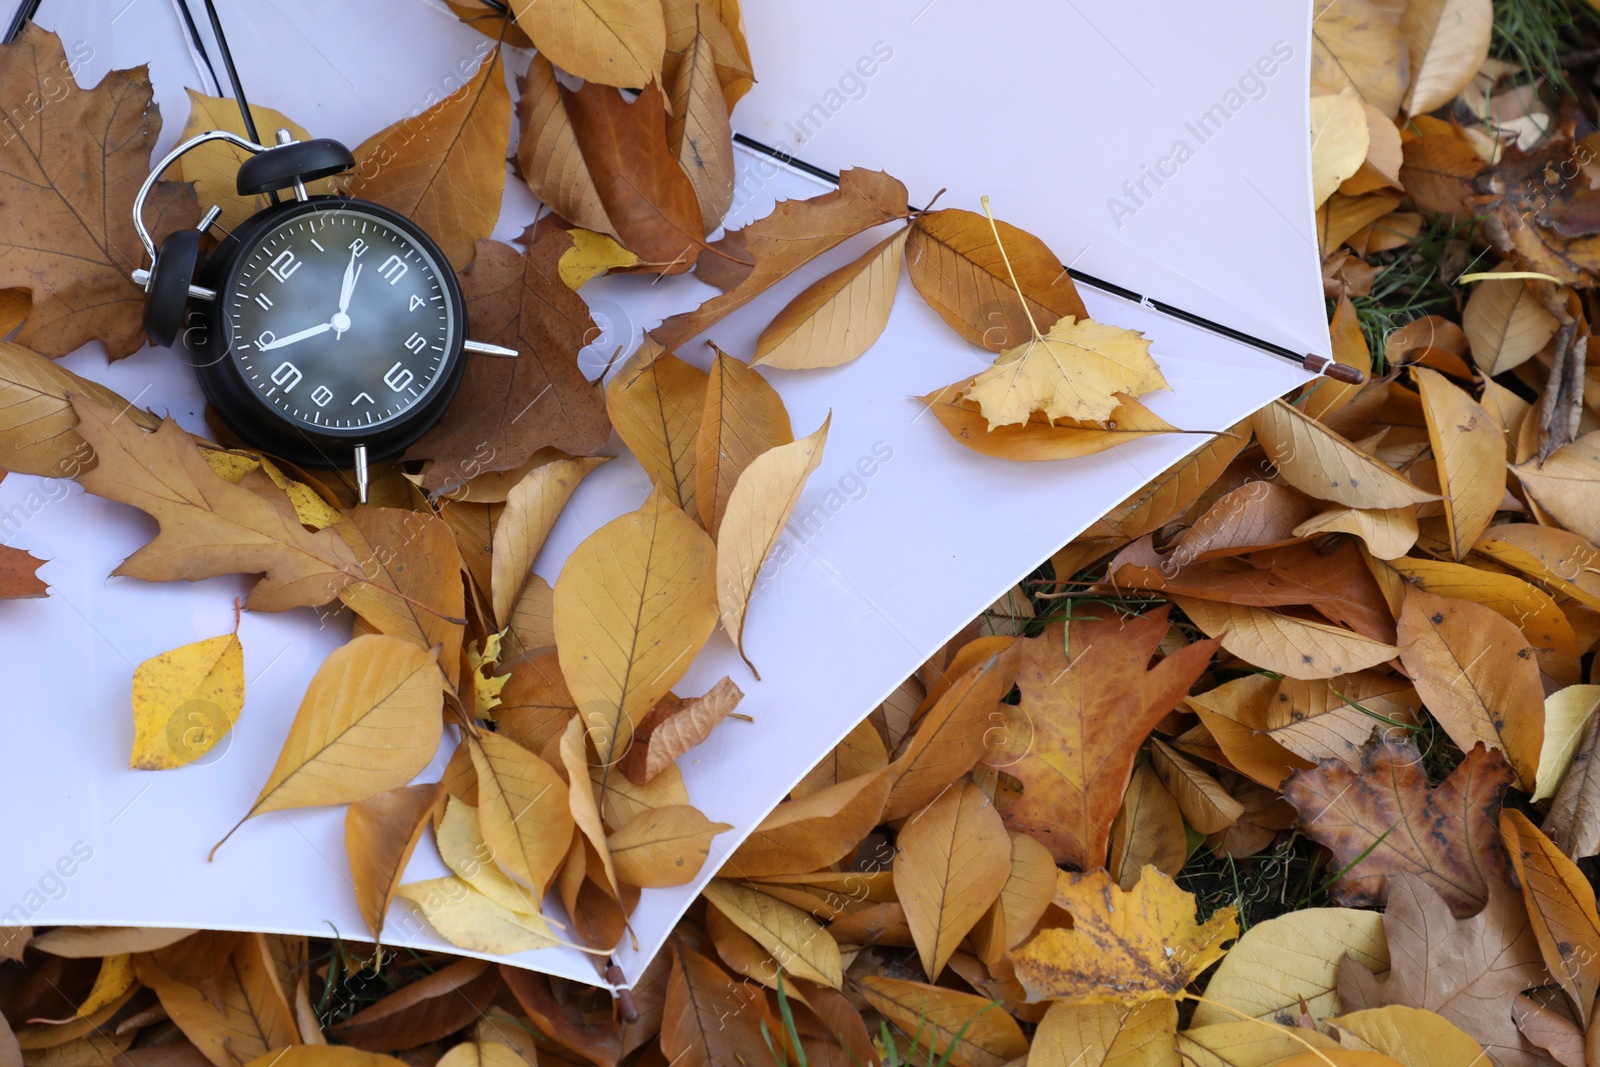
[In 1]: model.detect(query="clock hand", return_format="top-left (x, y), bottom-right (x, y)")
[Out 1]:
top-left (334, 262), bottom-right (362, 339)
top-left (337, 246), bottom-right (360, 312)
top-left (257, 321), bottom-right (333, 351)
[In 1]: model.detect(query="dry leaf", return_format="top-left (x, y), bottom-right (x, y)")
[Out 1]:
top-left (1462, 267), bottom-right (1560, 376)
top-left (1178, 1021), bottom-right (1344, 1067)
top-left (1191, 907), bottom-right (1388, 1026)
top-left (179, 92), bottom-right (325, 230)
top-left (894, 780), bottom-right (1010, 981)
top-left (28, 928), bottom-right (194, 957)
top-left (560, 228), bottom-right (638, 289)
top-left (1474, 523), bottom-right (1600, 612)
top-left (326, 957), bottom-right (501, 1051)
top-left (1004, 606), bottom-right (1218, 869)
top-left (695, 347), bottom-right (792, 536)
top-left (1401, 0), bottom-right (1492, 115)
top-left (553, 485), bottom-right (717, 776)
top-left (1501, 810), bottom-right (1600, 1029)
top-left (336, 507), bottom-right (466, 687)
top-left (1312, 0), bottom-right (1409, 118)
top-left (516, 54), bottom-right (614, 238)
top-left (1536, 685), bottom-right (1600, 803)
top-left (617, 676), bottom-right (744, 785)
top-left (1011, 867), bottom-right (1237, 1005)
top-left (1294, 504), bottom-right (1419, 560)
top-left (730, 766), bottom-right (893, 876)
top-left (701, 879), bottom-right (842, 988)
top-left (135, 934), bottom-right (297, 1067)
top-left (501, 966), bottom-right (623, 1067)
top-left (215, 635), bottom-right (445, 853)
top-left (716, 417), bottom-right (829, 671)
top-left (1108, 762), bottom-right (1188, 889)
top-left (491, 456), bottom-right (607, 623)
top-left (1514, 433), bottom-right (1600, 545)
top-left (129, 630), bottom-right (244, 770)
top-left (1148, 737), bottom-right (1244, 833)
top-left (71, 400), bottom-right (360, 611)
top-left (396, 877), bottom-right (557, 954)
top-left (1028, 999), bottom-right (1177, 1067)
top-left (1091, 425), bottom-right (1251, 540)
top-left (555, 716), bottom-right (619, 897)
top-left (345, 782), bottom-right (442, 943)
top-left (469, 729), bottom-right (573, 896)
top-left (962, 315), bottom-right (1167, 429)
top-left (1329, 1006), bottom-right (1489, 1067)
top-left (0, 341), bottom-right (157, 478)
top-left (920, 386), bottom-right (1183, 461)
top-left (1281, 734), bottom-right (1514, 917)
top-left (660, 940), bottom-right (770, 1067)
top-left (606, 804), bottom-right (730, 887)
top-left (512, 0), bottom-right (665, 89)
top-left (436, 796), bottom-right (542, 914)
top-left (857, 975), bottom-right (1028, 1067)
top-left (1251, 399), bottom-right (1437, 509)
top-left (606, 344), bottom-right (707, 512)
top-left (347, 48), bottom-right (509, 269)
top-left (666, 30), bottom-right (735, 233)
top-left (1172, 596), bottom-right (1398, 680)
top-left (662, 0), bottom-right (754, 111)
top-left (1415, 367), bottom-right (1504, 559)
top-left (435, 1041), bottom-right (529, 1067)
top-left (0, 546), bottom-right (47, 600)
top-left (0, 26), bottom-right (198, 358)
top-left (971, 830), bottom-right (1057, 966)
top-left (1312, 89), bottom-right (1372, 207)
top-left (755, 226), bottom-right (908, 370)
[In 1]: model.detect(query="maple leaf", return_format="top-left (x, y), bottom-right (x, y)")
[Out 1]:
top-left (1338, 874), bottom-right (1549, 1067)
top-left (69, 398), bottom-right (360, 611)
top-left (405, 227), bottom-right (610, 493)
top-left (1281, 734), bottom-right (1514, 918)
top-left (1010, 867), bottom-right (1238, 1005)
top-left (1001, 604), bottom-right (1220, 869)
top-left (962, 314), bottom-right (1168, 430)
top-left (0, 25), bottom-right (198, 358)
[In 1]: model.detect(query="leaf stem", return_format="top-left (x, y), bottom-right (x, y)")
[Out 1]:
top-left (979, 195), bottom-right (1041, 340)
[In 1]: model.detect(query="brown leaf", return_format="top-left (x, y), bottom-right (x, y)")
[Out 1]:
top-left (1108, 762), bottom-right (1188, 889)
top-left (501, 965), bottom-right (622, 1067)
top-left (1281, 734), bottom-right (1514, 917)
top-left (0, 340), bottom-right (158, 478)
top-left (894, 780), bottom-right (1010, 981)
top-left (659, 940), bottom-right (770, 1067)
top-left (495, 649), bottom-right (576, 752)
top-left (0, 544), bottom-right (46, 599)
top-left (345, 781), bottom-right (442, 943)
top-left (347, 47), bottom-right (509, 269)
top-left (1251, 399), bottom-right (1438, 509)
top-left (406, 229), bottom-right (609, 493)
top-left (606, 343), bottom-right (707, 512)
top-left (1400, 128), bottom-right (1487, 216)
top-left (1502, 809), bottom-right (1600, 1026)
top-left (135, 934), bottom-right (297, 1067)
top-left (1514, 433), bottom-right (1600, 545)
top-left (755, 225), bottom-right (909, 371)
top-left (336, 508), bottom-right (466, 687)
top-left (730, 766), bottom-right (893, 876)
top-left (651, 169), bottom-right (910, 349)
top-left (1338, 875), bottom-right (1548, 1067)
top-left (695, 346), bottom-right (792, 535)
top-left (512, 0), bottom-right (665, 89)
top-left (606, 804), bottom-right (730, 887)
top-left (469, 730), bottom-right (573, 895)
top-left (328, 958), bottom-right (500, 1051)
top-left (905, 207), bottom-right (1088, 353)
top-left (666, 30), bottom-right (735, 233)
top-left (857, 975), bottom-right (1028, 1067)
top-left (619, 677), bottom-right (743, 784)
top-left (1148, 737), bottom-right (1244, 834)
top-left (515, 54), bottom-right (613, 236)
top-left (0, 26), bottom-right (199, 358)
top-left (1312, 0), bottom-right (1409, 118)
top-left (702, 880), bottom-right (842, 988)
top-left (1002, 606), bottom-right (1220, 868)
top-left (1546, 711), bottom-right (1600, 860)
top-left (491, 455), bottom-right (608, 623)
top-left (71, 401), bottom-right (360, 610)
top-left (1415, 368), bottom-right (1504, 560)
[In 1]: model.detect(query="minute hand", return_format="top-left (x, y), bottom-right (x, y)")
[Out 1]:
top-left (258, 322), bottom-right (333, 351)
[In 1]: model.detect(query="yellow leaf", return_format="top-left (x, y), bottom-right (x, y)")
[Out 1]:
top-left (1172, 596), bottom-right (1400, 680)
top-left (345, 782), bottom-right (441, 942)
top-left (920, 385), bottom-right (1184, 461)
top-left (963, 315), bottom-right (1167, 429)
top-left (504, 573), bottom-right (555, 661)
top-left (1312, 89), bottom-right (1371, 208)
top-left (1251, 399), bottom-right (1437, 509)
top-left (666, 29), bottom-right (735, 232)
top-left (201, 451), bottom-right (341, 530)
top-left (558, 228), bottom-right (638, 290)
top-left (1501, 809), bottom-right (1600, 1025)
top-left (1190, 908), bottom-right (1387, 1025)
top-left (696, 347), bottom-right (793, 537)
top-left (1294, 505), bottom-right (1419, 560)
top-left (395, 877), bottom-right (558, 954)
top-left (971, 831), bottom-right (1058, 965)
top-left (1535, 686), bottom-right (1600, 802)
top-left (1415, 367), bottom-right (1503, 560)
top-left (436, 796), bottom-right (541, 914)
top-left (1475, 524), bottom-right (1600, 611)
top-left (129, 631), bottom-right (243, 770)
top-left (729, 766), bottom-right (893, 876)
top-left (511, 0), bottom-right (666, 89)
top-left (1109, 763), bottom-right (1188, 890)
top-left (1011, 867), bottom-right (1238, 1004)
top-left (1513, 432), bottom-right (1600, 545)
top-left (1149, 738), bottom-right (1243, 834)
top-left (1462, 265), bottom-right (1559, 376)
top-left (592, 759), bottom-right (691, 828)
top-left (700, 880), bottom-right (842, 988)
top-left (755, 226), bottom-right (908, 370)
top-left (1312, 0), bottom-right (1410, 118)
top-left (557, 716), bottom-right (619, 897)
top-left (605, 344), bottom-right (707, 511)
top-left (436, 1040), bottom-right (531, 1067)
top-left (1401, 0), bottom-right (1493, 114)
top-left (469, 730), bottom-right (574, 896)
top-left (136, 933), bottom-right (297, 1067)
top-left (1185, 674), bottom-right (1315, 789)
top-left (716, 417), bottom-right (830, 672)
top-left (1331, 1005), bottom-right (1487, 1067)
top-left (894, 780), bottom-right (1010, 981)
top-left (554, 485), bottom-right (717, 774)
top-left (214, 636), bottom-right (444, 854)
top-left (1179, 1021), bottom-right (1344, 1067)
top-left (72, 955), bottom-right (134, 1020)
top-left (605, 804), bottom-right (730, 887)
top-left (180, 92), bottom-right (321, 229)
top-left (1028, 999), bottom-right (1178, 1067)
top-left (857, 975), bottom-right (1028, 1067)
top-left (516, 55), bottom-right (614, 237)
top-left (491, 456), bottom-right (607, 624)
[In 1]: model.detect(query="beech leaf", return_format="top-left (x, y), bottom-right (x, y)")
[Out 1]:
top-left (345, 782), bottom-right (442, 943)
top-left (695, 347), bottom-right (793, 537)
top-left (129, 630), bottom-right (244, 770)
top-left (894, 780), bottom-right (1010, 981)
top-left (511, 0), bottom-right (665, 89)
top-left (755, 226), bottom-right (909, 370)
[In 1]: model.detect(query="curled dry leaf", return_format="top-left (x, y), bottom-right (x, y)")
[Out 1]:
top-left (606, 344), bottom-right (707, 512)
top-left (554, 486), bottom-right (717, 775)
top-left (1293, 504), bottom-right (1419, 560)
top-left (962, 315), bottom-right (1167, 430)
top-left (1011, 867), bottom-right (1237, 1005)
top-left (1415, 367), bottom-right (1504, 560)
top-left (491, 456), bottom-right (608, 624)
top-left (1500, 809), bottom-right (1600, 1025)
top-left (857, 975), bottom-right (1029, 1067)
top-left (1281, 735), bottom-right (1513, 917)
top-left (695, 346), bottom-right (793, 536)
top-left (730, 765), bottom-right (893, 876)
top-left (0, 341), bottom-right (157, 479)
top-left (755, 226), bottom-right (909, 370)
top-left (666, 30), bottom-right (735, 233)
top-left (511, 0), bottom-right (665, 89)
top-left (605, 804), bottom-right (730, 888)
top-left (468, 730), bottom-right (573, 896)
top-left (617, 676), bottom-right (743, 785)
top-left (129, 630), bottom-right (243, 770)
top-left (1312, 0), bottom-right (1409, 118)
top-left (345, 781), bottom-right (442, 943)
top-left (701, 880), bottom-right (842, 988)
top-left (894, 780), bottom-right (1010, 981)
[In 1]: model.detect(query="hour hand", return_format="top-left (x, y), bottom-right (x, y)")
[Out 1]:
top-left (258, 321), bottom-right (333, 351)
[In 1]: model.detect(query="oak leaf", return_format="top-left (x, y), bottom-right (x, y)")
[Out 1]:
top-left (617, 676), bottom-right (743, 785)
top-left (1001, 606), bottom-right (1220, 869)
top-left (512, 0), bottom-right (665, 89)
top-left (1281, 734), bottom-right (1514, 917)
top-left (335, 507), bottom-right (466, 687)
top-left (70, 399), bottom-right (361, 612)
top-left (0, 340), bottom-right (157, 478)
top-left (0, 26), bottom-right (199, 358)
top-left (344, 782), bottom-right (442, 943)
top-left (695, 346), bottom-right (792, 536)
top-left (1010, 867), bottom-right (1237, 1005)
top-left (962, 315), bottom-right (1167, 429)
top-left (129, 629), bottom-right (244, 770)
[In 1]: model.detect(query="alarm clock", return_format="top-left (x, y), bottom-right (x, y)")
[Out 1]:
top-left (130, 128), bottom-right (517, 503)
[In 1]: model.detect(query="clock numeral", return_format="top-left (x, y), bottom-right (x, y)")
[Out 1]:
top-left (403, 332), bottom-right (427, 355)
top-left (267, 249), bottom-right (301, 283)
top-left (348, 238), bottom-right (367, 258)
top-left (351, 391), bottom-right (375, 406)
top-left (270, 361), bottom-right (302, 391)
top-left (378, 255), bottom-right (409, 285)
top-left (254, 292), bottom-right (273, 310)
top-left (311, 385), bottom-right (334, 408)
top-left (257, 330), bottom-right (277, 350)
top-left (409, 294), bottom-right (425, 312)
top-left (383, 362), bottom-right (415, 392)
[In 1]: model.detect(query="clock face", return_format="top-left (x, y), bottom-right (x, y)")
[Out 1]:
top-left (223, 207), bottom-right (458, 434)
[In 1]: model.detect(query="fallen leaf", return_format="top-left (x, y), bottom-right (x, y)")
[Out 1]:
top-left (659, 940), bottom-right (770, 1067)
top-left (179, 92), bottom-right (325, 230)
top-left (501, 965), bottom-right (622, 1067)
top-left (436, 796), bottom-right (541, 914)
top-left (406, 229), bottom-right (609, 493)
top-left (1501, 809), bottom-right (1600, 1025)
top-left (905, 207), bottom-right (1088, 354)
top-left (201, 451), bottom-right (340, 530)
top-left (1545, 708), bottom-right (1600, 859)
top-left (701, 880), bottom-right (842, 988)
top-left (1011, 867), bottom-right (1237, 1004)
top-left (1312, 89), bottom-right (1372, 207)
top-left (1190, 908), bottom-right (1387, 1025)
top-left (606, 344), bottom-right (707, 512)
top-left (1003, 606), bottom-right (1218, 869)
top-left (1338, 875), bottom-right (1547, 1067)
top-left (1251, 399), bottom-right (1437, 509)
top-left (515, 55), bottom-right (613, 237)
top-left (1281, 735), bottom-right (1514, 916)
top-left (0, 544), bottom-right (46, 599)
top-left (1330, 1005), bottom-right (1489, 1067)
top-left (0, 341), bottom-right (157, 478)
top-left (345, 781), bottom-right (442, 943)
top-left (135, 934), bottom-right (297, 1067)
top-left (1148, 738), bottom-right (1244, 833)
top-left (894, 780), bottom-right (1010, 981)
top-left (512, 0), bottom-right (665, 89)
top-left (1172, 596), bottom-right (1399, 680)
top-left (1184, 674), bottom-right (1315, 789)
top-left (695, 347), bottom-right (792, 536)
top-left (326, 957), bottom-right (501, 1051)
top-left (71, 400), bottom-right (360, 611)
top-left (1312, 0), bottom-right (1409, 118)
top-left (494, 649), bottom-right (575, 755)
top-left (469, 729), bottom-right (574, 896)
top-left (335, 507), bottom-right (465, 687)
top-left (1415, 368), bottom-right (1504, 559)
top-left (1474, 523), bottom-right (1600, 613)
top-left (1090, 425), bottom-right (1252, 540)
top-left (504, 573), bottom-right (556, 661)
top-left (1260, 672), bottom-right (1422, 767)
top-left (395, 877), bottom-right (557, 954)
top-left (971, 830), bottom-right (1058, 966)
top-left (1178, 1021), bottom-right (1344, 1067)
top-left (729, 766), bottom-right (893, 876)
top-left (1169, 482), bottom-right (1319, 565)
top-left (435, 1041), bottom-right (530, 1067)
top-left (606, 804), bottom-right (730, 887)
top-left (755, 226), bottom-right (909, 370)
top-left (1108, 762), bottom-right (1188, 889)
top-left (1401, 0), bottom-right (1492, 114)
top-left (618, 676), bottom-right (743, 785)
top-left (919, 386), bottom-right (1184, 461)
top-left (1536, 685), bottom-right (1600, 802)
top-left (347, 48), bottom-right (509, 269)
top-left (1514, 433), bottom-right (1600, 545)
top-left (129, 629), bottom-right (243, 770)
top-left (651, 169), bottom-right (910, 349)
top-left (962, 315), bottom-right (1167, 429)
top-left (214, 635), bottom-right (445, 853)
top-left (1462, 267), bottom-right (1560, 376)
top-left (857, 975), bottom-right (1028, 1067)
top-left (491, 456), bottom-right (607, 624)
top-left (559, 228), bottom-right (638, 289)
top-left (28, 928), bottom-right (195, 957)
top-left (1028, 1000), bottom-right (1178, 1067)
top-left (716, 417), bottom-right (829, 671)
top-left (1396, 586), bottom-right (1544, 790)
top-left (67, 955), bottom-right (134, 1020)
top-left (553, 715), bottom-right (619, 897)
top-left (0, 26), bottom-right (198, 358)
top-left (666, 30), bottom-right (734, 233)
top-left (553, 485), bottom-right (717, 775)
top-left (662, 0), bottom-right (754, 111)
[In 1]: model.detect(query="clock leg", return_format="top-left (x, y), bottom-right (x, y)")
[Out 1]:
top-left (354, 444), bottom-right (369, 505)
top-left (463, 339), bottom-right (518, 358)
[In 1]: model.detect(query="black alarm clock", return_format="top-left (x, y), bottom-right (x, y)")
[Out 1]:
top-left (129, 128), bottom-right (516, 502)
